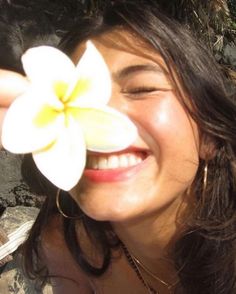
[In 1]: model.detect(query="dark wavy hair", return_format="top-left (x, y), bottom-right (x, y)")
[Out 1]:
top-left (0, 0), bottom-right (85, 73)
top-left (21, 1), bottom-right (236, 293)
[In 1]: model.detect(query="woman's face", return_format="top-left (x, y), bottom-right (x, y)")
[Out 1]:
top-left (70, 30), bottom-right (200, 222)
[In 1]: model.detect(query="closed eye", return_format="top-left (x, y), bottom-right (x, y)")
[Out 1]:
top-left (122, 86), bottom-right (171, 100)
top-left (123, 87), bottom-right (158, 94)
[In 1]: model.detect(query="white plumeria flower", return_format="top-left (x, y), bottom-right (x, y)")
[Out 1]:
top-left (2, 41), bottom-right (137, 191)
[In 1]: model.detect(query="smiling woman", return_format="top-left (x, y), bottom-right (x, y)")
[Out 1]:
top-left (16, 1), bottom-right (236, 294)
top-left (66, 30), bottom-right (200, 225)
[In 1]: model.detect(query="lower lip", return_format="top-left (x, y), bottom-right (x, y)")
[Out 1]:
top-left (83, 156), bottom-right (149, 183)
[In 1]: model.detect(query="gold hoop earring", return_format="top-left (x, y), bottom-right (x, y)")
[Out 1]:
top-left (56, 189), bottom-right (81, 219)
top-left (203, 163), bottom-right (208, 195)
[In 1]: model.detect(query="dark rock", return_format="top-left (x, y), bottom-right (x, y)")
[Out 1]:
top-left (0, 151), bottom-right (22, 183)
top-left (0, 150), bottom-right (45, 213)
top-left (0, 151), bottom-right (22, 212)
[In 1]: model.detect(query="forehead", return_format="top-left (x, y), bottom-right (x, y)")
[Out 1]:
top-left (71, 29), bottom-right (169, 75)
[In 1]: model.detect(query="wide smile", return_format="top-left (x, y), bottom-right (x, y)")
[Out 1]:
top-left (83, 147), bottom-right (151, 182)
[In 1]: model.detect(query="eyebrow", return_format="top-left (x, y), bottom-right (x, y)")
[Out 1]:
top-left (113, 64), bottom-right (165, 80)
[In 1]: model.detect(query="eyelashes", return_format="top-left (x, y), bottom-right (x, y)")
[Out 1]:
top-left (121, 87), bottom-right (159, 99)
top-left (124, 86), bottom-right (159, 94)
top-left (121, 86), bottom-right (166, 100)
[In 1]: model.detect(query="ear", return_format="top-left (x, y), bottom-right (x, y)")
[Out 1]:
top-left (199, 134), bottom-right (217, 160)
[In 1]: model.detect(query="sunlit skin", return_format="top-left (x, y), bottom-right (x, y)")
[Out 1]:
top-left (69, 30), bottom-right (200, 290)
top-left (70, 31), bottom-right (199, 221)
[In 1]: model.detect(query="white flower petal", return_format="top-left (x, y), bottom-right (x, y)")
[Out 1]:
top-left (2, 92), bottom-right (62, 153)
top-left (22, 46), bottom-right (75, 86)
top-left (71, 106), bottom-right (137, 152)
top-left (66, 41), bottom-right (111, 107)
top-left (27, 84), bottom-right (64, 109)
top-left (33, 119), bottom-right (86, 191)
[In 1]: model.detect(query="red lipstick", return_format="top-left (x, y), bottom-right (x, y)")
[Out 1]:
top-left (83, 147), bottom-right (149, 183)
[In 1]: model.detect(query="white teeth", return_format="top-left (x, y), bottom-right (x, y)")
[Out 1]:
top-left (128, 154), bottom-right (137, 166)
top-left (107, 155), bottom-right (119, 168)
top-left (96, 157), bottom-right (105, 169)
top-left (86, 153), bottom-right (144, 169)
top-left (120, 155), bottom-right (129, 167)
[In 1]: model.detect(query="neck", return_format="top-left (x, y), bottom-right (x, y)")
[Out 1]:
top-left (112, 195), bottom-right (189, 286)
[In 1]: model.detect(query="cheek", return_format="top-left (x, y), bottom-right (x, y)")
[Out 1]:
top-left (129, 95), bottom-right (199, 180)
top-left (133, 95), bottom-right (198, 146)
top-left (154, 100), bottom-right (198, 151)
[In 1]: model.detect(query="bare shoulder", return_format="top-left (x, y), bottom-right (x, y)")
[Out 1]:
top-left (40, 215), bottom-right (94, 294)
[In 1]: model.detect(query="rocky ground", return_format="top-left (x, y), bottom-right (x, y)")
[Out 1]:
top-left (0, 150), bottom-right (51, 293)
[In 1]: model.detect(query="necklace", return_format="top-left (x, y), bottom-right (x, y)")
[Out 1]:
top-left (122, 243), bottom-right (157, 294)
top-left (131, 254), bottom-right (177, 292)
top-left (122, 243), bottom-right (178, 294)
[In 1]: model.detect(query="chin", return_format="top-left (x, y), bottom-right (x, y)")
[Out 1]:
top-left (76, 192), bottom-right (143, 222)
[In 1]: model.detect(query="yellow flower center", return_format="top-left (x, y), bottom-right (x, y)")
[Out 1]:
top-left (33, 79), bottom-right (91, 128)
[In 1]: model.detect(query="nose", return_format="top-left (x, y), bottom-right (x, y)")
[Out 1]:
top-left (107, 86), bottom-right (140, 128)
top-left (107, 88), bottom-right (145, 147)
top-left (107, 87), bottom-right (129, 115)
